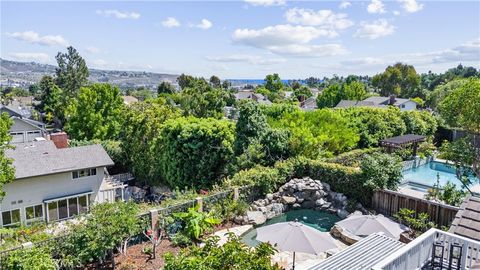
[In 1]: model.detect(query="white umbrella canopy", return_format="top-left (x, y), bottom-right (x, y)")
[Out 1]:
top-left (335, 214), bottom-right (408, 239)
top-left (256, 221), bottom-right (338, 255)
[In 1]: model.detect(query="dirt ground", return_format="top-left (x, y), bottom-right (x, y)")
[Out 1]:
top-left (114, 222), bottom-right (238, 270)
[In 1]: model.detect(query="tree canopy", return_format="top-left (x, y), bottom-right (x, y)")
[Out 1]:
top-left (55, 46), bottom-right (89, 99)
top-left (372, 63), bottom-right (421, 98)
top-left (0, 113), bottom-right (14, 201)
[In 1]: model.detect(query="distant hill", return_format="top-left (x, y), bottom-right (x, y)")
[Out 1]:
top-left (0, 58), bottom-right (179, 90)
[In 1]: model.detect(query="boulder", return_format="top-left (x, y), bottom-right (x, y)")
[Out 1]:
top-left (281, 196), bottom-right (296, 205)
top-left (292, 203), bottom-right (301, 209)
top-left (270, 203), bottom-right (284, 215)
top-left (315, 198), bottom-right (326, 206)
top-left (246, 211), bottom-right (266, 225)
top-left (266, 193), bottom-right (274, 201)
top-left (301, 200), bottom-right (315, 209)
top-left (337, 209), bottom-right (350, 219)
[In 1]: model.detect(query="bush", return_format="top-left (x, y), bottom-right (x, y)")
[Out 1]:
top-left (173, 205), bottom-right (221, 240)
top-left (156, 117), bottom-right (234, 189)
top-left (326, 148), bottom-right (382, 167)
top-left (164, 234), bottom-right (281, 270)
top-left (360, 153), bottom-right (403, 191)
top-left (5, 247), bottom-right (57, 270)
top-left (210, 197), bottom-right (249, 221)
top-left (394, 208), bottom-right (435, 237)
top-left (227, 165), bottom-right (284, 195)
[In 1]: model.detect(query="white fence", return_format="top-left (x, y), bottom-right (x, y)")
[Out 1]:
top-left (373, 228), bottom-right (480, 270)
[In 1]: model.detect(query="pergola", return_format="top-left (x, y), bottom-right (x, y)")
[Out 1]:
top-left (380, 134), bottom-right (427, 156)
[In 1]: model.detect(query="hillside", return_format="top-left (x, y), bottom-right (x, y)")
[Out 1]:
top-left (0, 58), bottom-right (179, 90)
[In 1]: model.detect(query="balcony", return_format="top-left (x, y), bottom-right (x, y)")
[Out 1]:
top-left (372, 228), bottom-right (480, 270)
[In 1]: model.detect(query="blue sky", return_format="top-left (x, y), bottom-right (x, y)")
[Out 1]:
top-left (1, 0), bottom-right (479, 79)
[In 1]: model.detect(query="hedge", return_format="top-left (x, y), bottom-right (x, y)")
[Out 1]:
top-left (325, 148), bottom-right (382, 167)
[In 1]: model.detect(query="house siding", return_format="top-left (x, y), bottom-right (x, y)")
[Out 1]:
top-left (0, 167), bottom-right (107, 226)
top-left (398, 101), bottom-right (417, 111)
top-left (9, 118), bottom-right (45, 143)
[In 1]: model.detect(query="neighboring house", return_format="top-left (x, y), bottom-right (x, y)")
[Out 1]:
top-left (335, 95), bottom-right (418, 111)
top-left (449, 196), bottom-right (480, 241)
top-left (0, 139), bottom-right (126, 227)
top-left (122, 95), bottom-right (139, 105)
top-left (234, 91), bottom-right (272, 105)
top-left (0, 104), bottom-right (32, 119)
top-left (9, 116), bottom-right (46, 143)
top-left (300, 96), bottom-right (318, 111)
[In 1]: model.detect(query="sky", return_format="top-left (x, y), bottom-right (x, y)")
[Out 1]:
top-left (1, 0), bottom-right (479, 79)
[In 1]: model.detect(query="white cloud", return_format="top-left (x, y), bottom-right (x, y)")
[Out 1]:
top-left (86, 46), bottom-right (100, 53)
top-left (162, 17), bottom-right (181, 28)
top-left (341, 57), bottom-right (385, 66)
top-left (233, 24), bottom-right (336, 48)
top-left (92, 59), bottom-right (108, 67)
top-left (96, 9), bottom-right (140, 19)
top-left (398, 0), bottom-right (424, 13)
top-left (393, 10), bottom-right (401, 16)
top-left (7, 31), bottom-right (68, 47)
top-left (355, 19), bottom-right (395, 39)
top-left (191, 19), bottom-right (212, 30)
top-left (285, 8), bottom-right (354, 30)
top-left (206, 54), bottom-right (286, 65)
top-left (339, 1), bottom-right (351, 9)
top-left (8, 52), bottom-right (50, 63)
top-left (367, 0), bottom-right (386, 14)
top-left (244, 0), bottom-right (286, 7)
top-left (267, 44), bottom-right (348, 57)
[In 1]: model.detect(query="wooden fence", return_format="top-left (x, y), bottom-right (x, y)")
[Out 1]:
top-left (372, 189), bottom-right (459, 227)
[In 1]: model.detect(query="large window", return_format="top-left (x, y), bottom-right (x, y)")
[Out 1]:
top-left (47, 194), bottom-right (90, 222)
top-left (25, 204), bottom-right (43, 223)
top-left (72, 168), bottom-right (97, 179)
top-left (2, 209), bottom-right (21, 227)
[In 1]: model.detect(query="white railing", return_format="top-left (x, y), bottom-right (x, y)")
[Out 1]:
top-left (111, 172), bottom-right (134, 182)
top-left (373, 228), bottom-right (480, 270)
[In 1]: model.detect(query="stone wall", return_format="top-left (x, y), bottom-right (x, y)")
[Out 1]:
top-left (235, 177), bottom-right (367, 225)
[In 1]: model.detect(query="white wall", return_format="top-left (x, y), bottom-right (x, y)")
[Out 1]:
top-left (399, 101), bottom-right (417, 111)
top-left (9, 118), bottom-right (45, 143)
top-left (0, 167), bottom-right (106, 226)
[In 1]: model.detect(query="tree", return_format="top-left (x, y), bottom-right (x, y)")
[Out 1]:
top-left (55, 46), bottom-right (89, 99)
top-left (177, 74), bottom-right (197, 90)
top-left (157, 81), bottom-right (175, 95)
top-left (121, 98), bottom-right (180, 184)
top-left (38, 76), bottom-right (63, 123)
top-left (156, 117), bottom-right (234, 188)
top-left (305, 77), bottom-right (321, 88)
top-left (264, 73), bottom-right (284, 93)
top-left (209, 75), bottom-right (221, 88)
top-left (179, 81), bottom-right (229, 118)
top-left (316, 84), bottom-right (341, 108)
top-left (361, 153), bottom-right (403, 190)
top-left (0, 113), bottom-right (14, 201)
top-left (65, 83), bottom-right (124, 140)
top-left (427, 79), bottom-right (468, 111)
top-left (372, 63), bottom-right (421, 98)
top-left (234, 101), bottom-right (269, 155)
top-left (342, 81), bottom-right (367, 101)
top-left (293, 85), bottom-right (312, 101)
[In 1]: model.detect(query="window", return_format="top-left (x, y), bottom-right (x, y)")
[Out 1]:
top-left (72, 168), bottom-right (97, 179)
top-left (47, 195), bottom-right (89, 222)
top-left (2, 209), bottom-right (21, 227)
top-left (25, 204), bottom-right (43, 222)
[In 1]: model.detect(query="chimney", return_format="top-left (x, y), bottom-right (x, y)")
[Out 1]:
top-left (50, 132), bottom-right (69, 149)
top-left (389, 94), bottom-right (396, 105)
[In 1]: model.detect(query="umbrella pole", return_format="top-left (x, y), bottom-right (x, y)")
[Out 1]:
top-left (292, 251), bottom-right (295, 270)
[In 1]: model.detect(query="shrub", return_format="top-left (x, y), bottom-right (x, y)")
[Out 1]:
top-left (326, 148), bottom-right (382, 167)
top-left (173, 205), bottom-right (221, 240)
top-left (5, 247), bottom-right (57, 270)
top-left (360, 153), bottom-right (403, 191)
top-left (210, 197), bottom-right (249, 221)
top-left (227, 166), bottom-right (283, 195)
top-left (170, 233), bottom-right (192, 247)
top-left (163, 234), bottom-right (281, 270)
top-left (156, 117), bottom-right (234, 188)
top-left (394, 208), bottom-right (435, 237)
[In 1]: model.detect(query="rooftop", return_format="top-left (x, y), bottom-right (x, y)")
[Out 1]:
top-left (309, 233), bottom-right (404, 270)
top-left (380, 134), bottom-right (427, 147)
top-left (449, 196), bottom-right (480, 241)
top-left (6, 141), bottom-right (114, 179)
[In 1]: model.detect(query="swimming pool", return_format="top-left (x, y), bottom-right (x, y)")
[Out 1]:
top-left (241, 209), bottom-right (340, 247)
top-left (401, 161), bottom-right (476, 191)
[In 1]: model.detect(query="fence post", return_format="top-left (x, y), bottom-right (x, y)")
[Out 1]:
top-left (149, 209), bottom-right (159, 237)
top-left (195, 197), bottom-right (203, 212)
top-left (233, 187), bottom-right (239, 201)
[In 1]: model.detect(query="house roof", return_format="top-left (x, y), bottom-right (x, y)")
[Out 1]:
top-left (11, 116), bottom-right (46, 130)
top-left (122, 95), bottom-right (138, 105)
top-left (309, 233), bottom-right (404, 270)
top-left (0, 104), bottom-right (32, 119)
top-left (380, 134), bottom-right (427, 147)
top-left (300, 97), bottom-right (318, 111)
top-left (449, 196), bottom-right (480, 241)
top-left (6, 141), bottom-right (114, 179)
top-left (363, 96), bottom-right (415, 106)
top-left (335, 100), bottom-right (379, 109)
top-left (234, 91), bottom-right (254, 100)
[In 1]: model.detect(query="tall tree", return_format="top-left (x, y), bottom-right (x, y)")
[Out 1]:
top-left (264, 73), bottom-right (284, 93)
top-left (157, 81), bottom-right (175, 95)
top-left (0, 113), bottom-right (14, 201)
top-left (180, 81), bottom-right (229, 119)
top-left (234, 101), bottom-right (269, 155)
top-left (372, 63), bottom-right (421, 98)
top-left (209, 75), bottom-right (221, 88)
top-left (38, 76), bottom-right (63, 123)
top-left (65, 83), bottom-right (124, 140)
top-left (177, 74), bottom-right (196, 90)
top-left (55, 46), bottom-right (89, 99)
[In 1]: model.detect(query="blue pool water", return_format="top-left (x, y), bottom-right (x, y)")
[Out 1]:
top-left (241, 209), bottom-right (340, 247)
top-left (402, 161), bottom-right (476, 191)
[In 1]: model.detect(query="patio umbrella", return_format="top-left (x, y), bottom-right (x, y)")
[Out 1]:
top-left (335, 214), bottom-right (408, 239)
top-left (256, 220), bottom-right (338, 270)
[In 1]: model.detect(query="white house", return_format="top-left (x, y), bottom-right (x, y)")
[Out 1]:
top-left (0, 140), bottom-right (126, 227)
top-left (335, 95), bottom-right (418, 111)
top-left (9, 117), bottom-right (46, 143)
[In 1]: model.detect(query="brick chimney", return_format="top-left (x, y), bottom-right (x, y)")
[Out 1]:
top-left (389, 94), bottom-right (396, 105)
top-left (50, 132), bottom-right (69, 149)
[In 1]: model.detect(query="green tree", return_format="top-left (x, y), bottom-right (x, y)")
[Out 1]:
top-left (342, 81), bottom-right (367, 101)
top-left (180, 81), bottom-right (229, 118)
top-left (372, 63), bottom-right (421, 98)
top-left (55, 46), bottom-right (89, 99)
top-left (427, 79), bottom-right (468, 111)
top-left (361, 153), bottom-right (403, 190)
top-left (234, 101), bottom-right (269, 155)
top-left (65, 83), bottom-right (124, 140)
top-left (0, 113), bottom-right (14, 201)
top-left (38, 75), bottom-right (63, 123)
top-left (157, 81), bottom-right (175, 95)
top-left (177, 74), bottom-right (197, 90)
top-left (156, 117), bottom-right (234, 188)
top-left (209, 75), bottom-right (222, 88)
top-left (316, 84), bottom-right (341, 108)
top-left (264, 73), bottom-right (284, 93)
top-left (121, 98), bottom-right (180, 184)
top-left (305, 77), bottom-right (320, 88)
top-left (293, 85), bottom-right (313, 101)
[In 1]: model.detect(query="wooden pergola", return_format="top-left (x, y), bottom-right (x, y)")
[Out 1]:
top-left (380, 134), bottom-right (427, 156)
